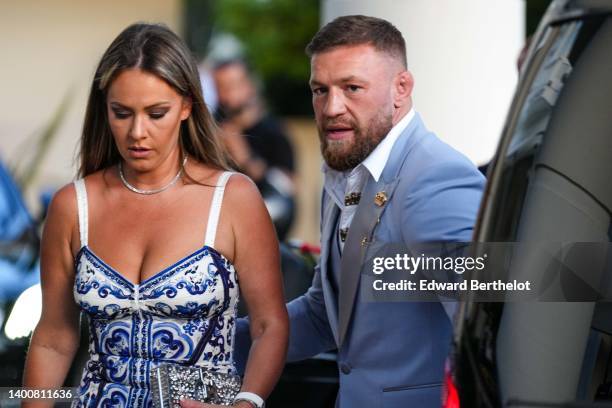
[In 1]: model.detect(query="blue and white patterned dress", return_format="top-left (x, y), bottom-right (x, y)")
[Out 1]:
top-left (71, 172), bottom-right (239, 407)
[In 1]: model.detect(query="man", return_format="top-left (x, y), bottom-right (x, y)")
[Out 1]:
top-left (274, 16), bottom-right (485, 407)
top-left (213, 60), bottom-right (296, 239)
top-left (186, 15), bottom-right (485, 408)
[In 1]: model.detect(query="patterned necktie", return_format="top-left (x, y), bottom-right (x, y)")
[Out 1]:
top-left (338, 166), bottom-right (367, 252)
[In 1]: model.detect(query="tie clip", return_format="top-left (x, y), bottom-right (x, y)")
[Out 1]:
top-left (339, 228), bottom-right (349, 242)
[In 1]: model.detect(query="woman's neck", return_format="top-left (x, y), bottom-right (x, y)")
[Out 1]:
top-left (119, 154), bottom-right (186, 191)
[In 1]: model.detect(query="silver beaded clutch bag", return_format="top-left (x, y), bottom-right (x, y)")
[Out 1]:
top-left (150, 363), bottom-right (242, 407)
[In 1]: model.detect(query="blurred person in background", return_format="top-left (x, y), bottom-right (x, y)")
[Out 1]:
top-left (22, 23), bottom-right (288, 408)
top-left (212, 59), bottom-right (296, 240)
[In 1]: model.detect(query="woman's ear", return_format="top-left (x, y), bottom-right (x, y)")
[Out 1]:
top-left (180, 97), bottom-right (192, 121)
top-left (393, 70), bottom-right (414, 109)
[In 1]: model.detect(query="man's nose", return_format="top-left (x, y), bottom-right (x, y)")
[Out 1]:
top-left (323, 89), bottom-right (347, 117)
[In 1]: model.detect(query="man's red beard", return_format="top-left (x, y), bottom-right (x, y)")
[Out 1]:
top-left (318, 113), bottom-right (392, 171)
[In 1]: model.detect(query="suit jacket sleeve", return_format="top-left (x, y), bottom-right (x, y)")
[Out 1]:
top-left (398, 149), bottom-right (485, 320)
top-left (233, 193), bottom-right (336, 374)
top-left (400, 157), bottom-right (484, 243)
top-left (285, 263), bottom-right (336, 361)
top-left (284, 190), bottom-right (337, 361)
top-left (233, 263), bottom-right (336, 374)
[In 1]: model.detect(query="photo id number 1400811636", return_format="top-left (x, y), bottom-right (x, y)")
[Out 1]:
top-left (0, 387), bottom-right (77, 402)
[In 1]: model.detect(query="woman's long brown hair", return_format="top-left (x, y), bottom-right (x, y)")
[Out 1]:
top-left (78, 23), bottom-right (232, 178)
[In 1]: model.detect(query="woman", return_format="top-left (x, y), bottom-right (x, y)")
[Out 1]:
top-left (22, 23), bottom-right (288, 408)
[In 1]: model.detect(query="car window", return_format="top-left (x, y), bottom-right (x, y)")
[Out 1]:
top-left (487, 20), bottom-right (583, 243)
top-left (458, 13), bottom-right (612, 406)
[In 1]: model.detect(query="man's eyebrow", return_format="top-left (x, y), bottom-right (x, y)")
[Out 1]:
top-left (309, 76), bottom-right (366, 87)
top-left (339, 75), bottom-right (365, 83)
top-left (109, 101), bottom-right (172, 109)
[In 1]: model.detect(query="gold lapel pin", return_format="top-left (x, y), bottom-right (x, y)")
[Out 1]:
top-left (374, 191), bottom-right (388, 207)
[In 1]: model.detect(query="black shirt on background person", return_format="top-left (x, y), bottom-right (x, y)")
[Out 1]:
top-left (213, 60), bottom-right (296, 240)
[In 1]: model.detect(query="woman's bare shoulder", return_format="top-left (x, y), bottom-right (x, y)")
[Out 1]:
top-left (48, 182), bottom-right (77, 219)
top-left (187, 163), bottom-right (264, 214)
top-left (225, 172), bottom-right (258, 194)
top-left (81, 168), bottom-right (112, 191)
top-left (223, 172), bottom-right (265, 214)
top-left (183, 161), bottom-right (240, 187)
top-left (47, 170), bottom-right (108, 225)
top-left (43, 182), bottom-right (79, 249)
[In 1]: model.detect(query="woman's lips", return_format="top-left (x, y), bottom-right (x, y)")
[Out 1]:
top-left (128, 147), bottom-right (152, 158)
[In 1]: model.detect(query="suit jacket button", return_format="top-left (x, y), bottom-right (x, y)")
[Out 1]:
top-left (340, 363), bottom-right (352, 375)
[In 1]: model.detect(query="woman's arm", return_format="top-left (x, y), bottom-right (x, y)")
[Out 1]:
top-left (226, 174), bottom-right (289, 401)
top-left (22, 185), bottom-right (81, 407)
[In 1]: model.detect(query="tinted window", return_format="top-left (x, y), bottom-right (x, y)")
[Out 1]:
top-left (458, 14), bottom-right (612, 407)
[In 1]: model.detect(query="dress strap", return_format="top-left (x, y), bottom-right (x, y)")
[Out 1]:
top-left (73, 179), bottom-right (89, 248)
top-left (204, 172), bottom-right (234, 248)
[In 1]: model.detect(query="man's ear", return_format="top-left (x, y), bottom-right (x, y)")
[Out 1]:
top-left (180, 97), bottom-right (193, 121)
top-left (393, 70), bottom-right (414, 109)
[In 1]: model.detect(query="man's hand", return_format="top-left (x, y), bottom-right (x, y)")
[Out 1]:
top-left (220, 125), bottom-right (266, 181)
top-left (219, 123), bottom-right (251, 165)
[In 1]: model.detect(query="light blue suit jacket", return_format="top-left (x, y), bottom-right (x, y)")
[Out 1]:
top-left (236, 114), bottom-right (485, 407)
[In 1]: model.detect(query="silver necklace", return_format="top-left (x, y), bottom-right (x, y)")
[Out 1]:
top-left (119, 157), bottom-right (187, 195)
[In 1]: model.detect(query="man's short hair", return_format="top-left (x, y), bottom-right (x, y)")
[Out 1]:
top-left (212, 58), bottom-right (252, 74)
top-left (305, 15), bottom-right (407, 68)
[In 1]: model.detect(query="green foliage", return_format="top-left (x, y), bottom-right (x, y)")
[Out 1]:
top-left (214, 0), bottom-right (319, 80)
top-left (213, 0), bottom-right (320, 115)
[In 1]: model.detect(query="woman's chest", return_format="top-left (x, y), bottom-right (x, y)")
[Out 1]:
top-left (73, 246), bottom-right (239, 320)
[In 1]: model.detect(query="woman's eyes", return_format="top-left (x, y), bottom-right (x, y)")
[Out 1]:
top-left (148, 111), bottom-right (167, 120)
top-left (111, 110), bottom-right (167, 120)
top-left (112, 110), bottom-right (131, 119)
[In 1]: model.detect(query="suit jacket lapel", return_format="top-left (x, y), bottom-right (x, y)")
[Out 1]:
top-left (336, 113), bottom-right (425, 346)
top-left (320, 193), bottom-right (341, 343)
top-left (337, 177), bottom-right (399, 345)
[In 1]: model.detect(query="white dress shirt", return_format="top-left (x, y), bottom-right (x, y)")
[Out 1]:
top-left (323, 108), bottom-right (415, 251)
